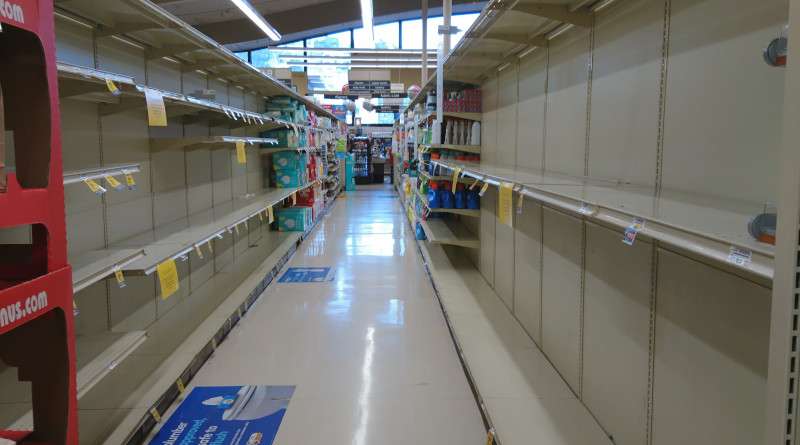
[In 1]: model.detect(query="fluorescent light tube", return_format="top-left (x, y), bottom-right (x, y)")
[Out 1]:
top-left (360, 0), bottom-right (373, 39)
top-left (230, 0), bottom-right (281, 41)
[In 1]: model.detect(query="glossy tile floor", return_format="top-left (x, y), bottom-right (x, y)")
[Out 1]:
top-left (149, 183), bottom-right (487, 444)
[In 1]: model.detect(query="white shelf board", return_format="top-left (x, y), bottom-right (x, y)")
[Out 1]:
top-left (150, 136), bottom-right (278, 152)
top-left (416, 111), bottom-right (482, 126)
top-left (418, 242), bottom-right (613, 445)
top-left (438, 159), bottom-right (775, 280)
top-left (114, 180), bottom-right (321, 275)
top-left (63, 163), bottom-right (142, 185)
top-left (71, 248), bottom-right (146, 293)
top-left (420, 218), bottom-right (480, 249)
top-left (259, 146), bottom-right (325, 155)
top-left (422, 144), bottom-right (482, 155)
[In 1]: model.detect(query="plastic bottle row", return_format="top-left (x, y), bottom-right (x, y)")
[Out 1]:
top-left (423, 180), bottom-right (480, 210)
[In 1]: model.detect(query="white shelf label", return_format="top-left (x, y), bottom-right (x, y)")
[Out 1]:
top-left (727, 246), bottom-right (752, 268)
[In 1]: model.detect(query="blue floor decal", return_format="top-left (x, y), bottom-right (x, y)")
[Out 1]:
top-left (278, 267), bottom-right (335, 283)
top-left (149, 386), bottom-right (295, 445)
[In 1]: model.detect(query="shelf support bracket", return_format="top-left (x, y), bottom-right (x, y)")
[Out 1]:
top-left (96, 22), bottom-right (164, 38)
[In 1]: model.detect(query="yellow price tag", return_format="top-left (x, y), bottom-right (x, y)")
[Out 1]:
top-left (150, 407), bottom-right (162, 423)
top-left (121, 168), bottom-right (136, 190)
top-left (258, 212), bottom-right (263, 221)
top-left (452, 167), bottom-right (461, 194)
top-left (479, 182), bottom-right (489, 197)
top-left (144, 88), bottom-right (168, 127)
top-left (486, 428), bottom-right (495, 445)
top-left (156, 259), bottom-right (179, 299)
top-left (236, 140), bottom-right (246, 164)
top-left (517, 190), bottom-right (524, 214)
top-left (291, 192), bottom-right (297, 206)
top-left (237, 309), bottom-right (242, 318)
top-left (113, 266), bottom-right (126, 288)
top-left (73, 300), bottom-right (78, 316)
top-left (83, 176), bottom-right (106, 195)
top-left (234, 224), bottom-right (240, 235)
top-left (212, 338), bottom-right (217, 349)
top-left (105, 174), bottom-right (124, 191)
top-left (106, 79), bottom-right (121, 96)
top-left (499, 182), bottom-right (514, 227)
top-left (244, 220), bottom-right (248, 230)
top-left (207, 240), bottom-right (213, 252)
top-left (470, 177), bottom-right (480, 190)
top-left (195, 245), bottom-right (203, 259)
top-left (268, 206), bottom-right (274, 223)
top-left (177, 379), bottom-right (185, 394)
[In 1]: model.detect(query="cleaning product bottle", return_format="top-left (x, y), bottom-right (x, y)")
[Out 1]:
top-left (428, 181), bottom-right (441, 209)
top-left (430, 153), bottom-right (440, 176)
top-left (444, 120), bottom-right (453, 145)
top-left (455, 183), bottom-right (467, 209)
top-left (442, 182), bottom-right (455, 209)
top-left (416, 221), bottom-right (426, 240)
top-left (467, 187), bottom-right (480, 210)
top-left (471, 121), bottom-right (481, 146)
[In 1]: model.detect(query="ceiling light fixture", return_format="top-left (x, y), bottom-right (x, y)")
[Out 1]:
top-left (230, 0), bottom-right (281, 41)
top-left (360, 0), bottom-right (374, 40)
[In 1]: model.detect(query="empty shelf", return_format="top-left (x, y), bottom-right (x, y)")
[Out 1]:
top-left (419, 242), bottom-right (613, 445)
top-left (421, 219), bottom-right (480, 249)
top-left (423, 144), bottom-right (482, 155)
top-left (150, 136), bottom-right (278, 151)
top-left (115, 182), bottom-right (321, 275)
top-left (0, 331), bottom-right (148, 431)
top-left (71, 248), bottom-right (147, 293)
top-left (63, 164), bottom-right (142, 185)
top-left (438, 158), bottom-right (775, 280)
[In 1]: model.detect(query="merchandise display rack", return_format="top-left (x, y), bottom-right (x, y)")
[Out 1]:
top-left (53, 0), bottom-right (336, 120)
top-left (0, 0), bottom-right (79, 443)
top-left (57, 62), bottom-right (323, 132)
top-left (437, 158), bottom-right (774, 280)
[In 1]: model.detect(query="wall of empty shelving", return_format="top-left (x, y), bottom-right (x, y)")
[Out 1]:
top-left (467, 0), bottom-right (783, 443)
top-left (55, 16), bottom-right (270, 335)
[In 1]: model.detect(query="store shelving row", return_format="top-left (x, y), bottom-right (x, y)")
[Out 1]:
top-left (57, 62), bottom-right (331, 134)
top-left (415, 111), bottom-right (483, 127)
top-left (436, 158), bottom-right (775, 280)
top-left (421, 144), bottom-right (482, 155)
top-left (53, 0), bottom-right (336, 120)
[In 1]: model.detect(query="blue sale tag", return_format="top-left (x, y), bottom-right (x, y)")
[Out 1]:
top-left (218, 395), bottom-right (238, 409)
top-left (278, 267), bottom-right (335, 283)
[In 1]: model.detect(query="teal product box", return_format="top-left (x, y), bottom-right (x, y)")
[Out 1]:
top-left (273, 151), bottom-right (306, 170)
top-left (275, 168), bottom-right (305, 188)
top-left (277, 207), bottom-right (312, 232)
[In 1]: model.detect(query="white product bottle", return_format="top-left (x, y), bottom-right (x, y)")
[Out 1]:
top-left (471, 121), bottom-right (481, 146)
top-left (444, 120), bottom-right (453, 145)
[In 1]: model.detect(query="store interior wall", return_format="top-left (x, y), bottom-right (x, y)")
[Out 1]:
top-left (54, 17), bottom-right (276, 336)
top-left (470, 0), bottom-right (781, 443)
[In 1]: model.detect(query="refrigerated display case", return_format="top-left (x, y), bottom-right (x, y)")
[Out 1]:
top-left (352, 137), bottom-right (372, 185)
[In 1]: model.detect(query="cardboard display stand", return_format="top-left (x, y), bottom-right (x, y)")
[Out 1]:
top-left (0, 0), bottom-right (78, 443)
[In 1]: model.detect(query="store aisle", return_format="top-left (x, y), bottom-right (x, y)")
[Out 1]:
top-left (150, 184), bottom-right (487, 445)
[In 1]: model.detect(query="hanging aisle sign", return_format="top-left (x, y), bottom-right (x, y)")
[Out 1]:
top-left (370, 80), bottom-right (391, 92)
top-left (324, 94), bottom-right (359, 101)
top-left (372, 92), bottom-right (408, 99)
top-left (348, 81), bottom-right (370, 94)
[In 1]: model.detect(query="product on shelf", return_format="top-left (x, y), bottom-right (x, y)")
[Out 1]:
top-left (428, 181), bottom-right (441, 209)
top-left (273, 151), bottom-right (306, 169)
top-left (455, 184), bottom-right (467, 209)
top-left (467, 187), bottom-right (480, 210)
top-left (277, 207), bottom-right (312, 231)
top-left (443, 88), bottom-right (482, 113)
top-left (441, 182), bottom-right (455, 209)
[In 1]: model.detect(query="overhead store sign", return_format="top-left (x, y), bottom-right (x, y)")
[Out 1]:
top-left (347, 81), bottom-right (394, 95)
top-left (324, 94), bottom-right (358, 100)
top-left (376, 106), bottom-right (401, 114)
top-left (372, 93), bottom-right (407, 99)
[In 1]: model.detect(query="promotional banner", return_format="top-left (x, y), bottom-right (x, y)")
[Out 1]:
top-left (149, 386), bottom-right (295, 445)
